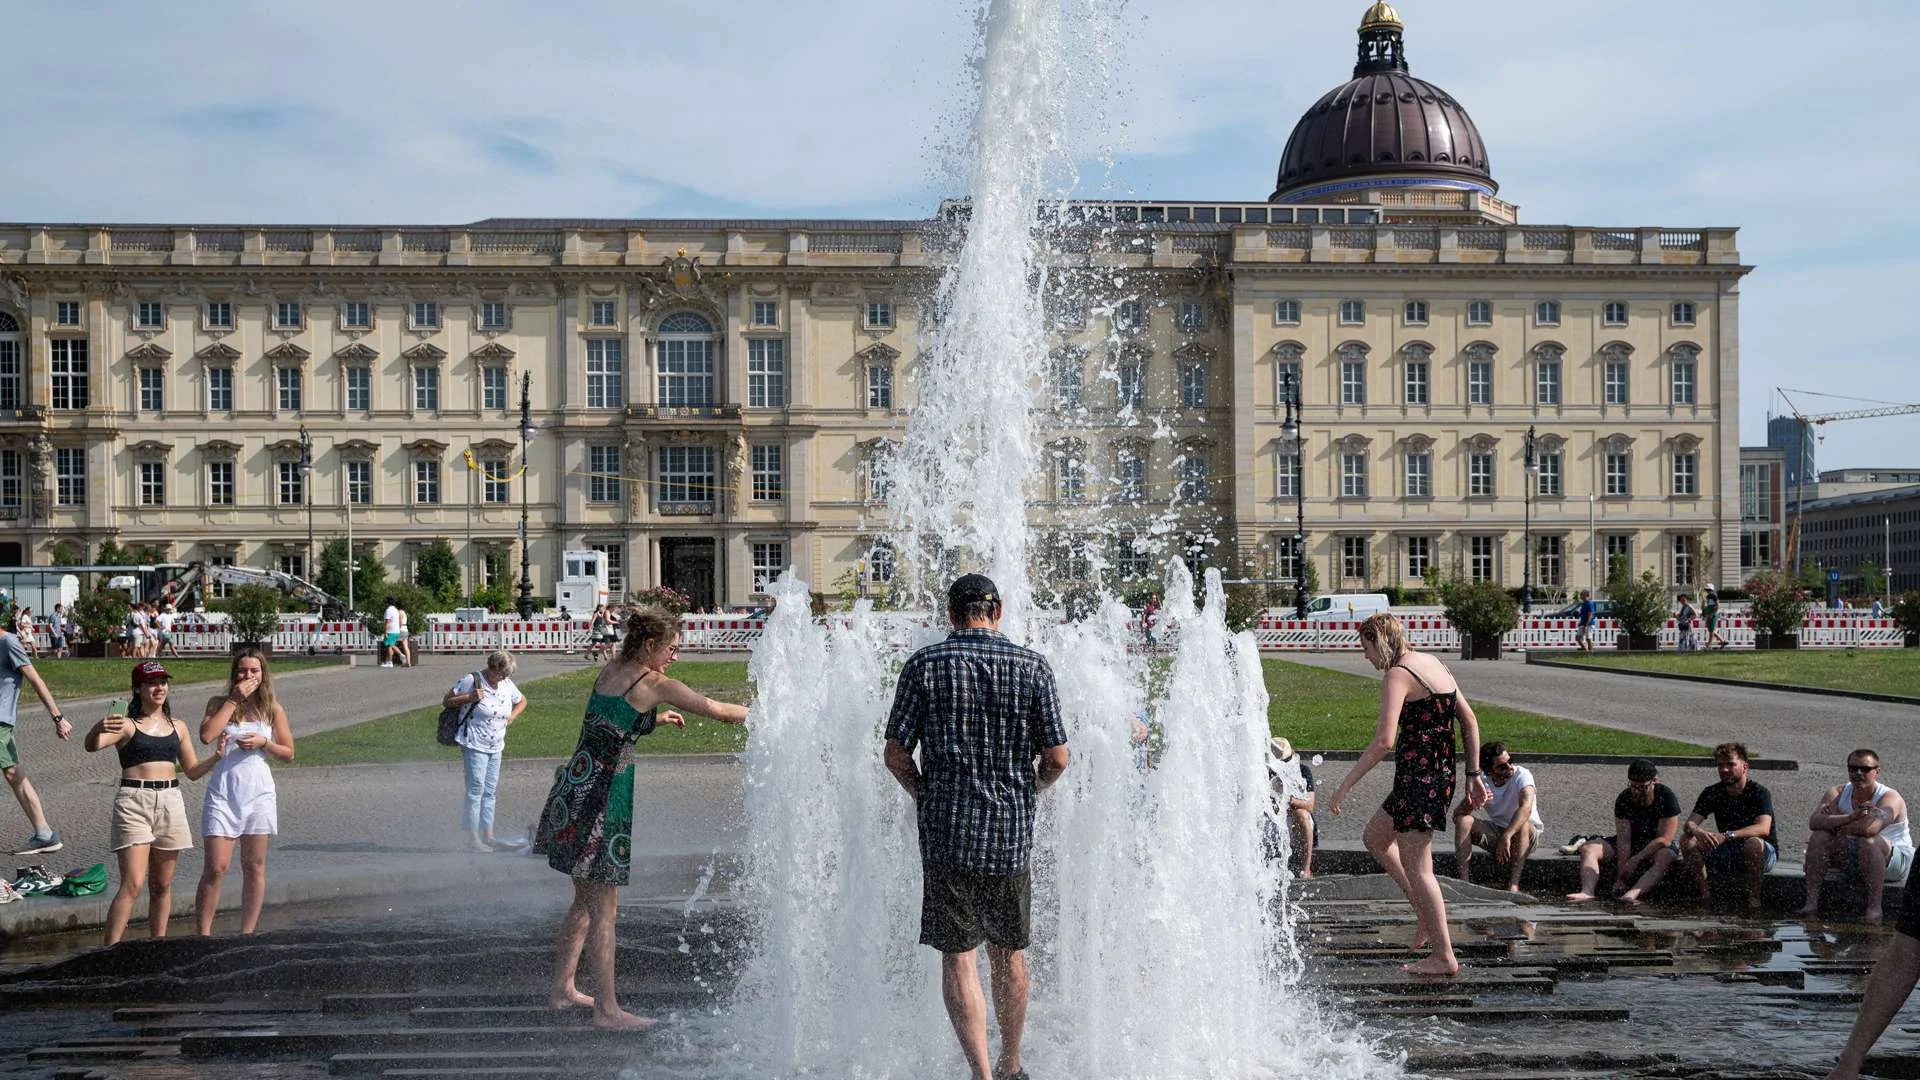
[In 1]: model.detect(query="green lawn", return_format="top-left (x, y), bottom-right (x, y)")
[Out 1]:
top-left (1262, 659), bottom-right (1708, 756)
top-left (293, 662), bottom-right (753, 767)
top-left (1548, 649), bottom-right (1920, 698)
top-left (28, 657), bottom-right (339, 703)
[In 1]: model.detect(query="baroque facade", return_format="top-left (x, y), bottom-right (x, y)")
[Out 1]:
top-left (0, 4), bottom-right (1749, 609)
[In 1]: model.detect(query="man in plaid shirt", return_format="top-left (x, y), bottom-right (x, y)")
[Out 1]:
top-left (885, 573), bottom-right (1069, 1080)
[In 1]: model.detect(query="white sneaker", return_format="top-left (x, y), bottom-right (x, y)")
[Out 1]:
top-left (0, 879), bottom-right (21, 904)
top-left (380, 662), bottom-right (394, 668)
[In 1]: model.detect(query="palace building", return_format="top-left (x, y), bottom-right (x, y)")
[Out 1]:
top-left (0, 3), bottom-right (1747, 609)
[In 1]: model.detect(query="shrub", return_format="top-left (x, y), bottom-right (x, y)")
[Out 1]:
top-left (48, 540), bottom-right (83, 567)
top-left (1713, 586), bottom-right (1750, 602)
top-left (1223, 583), bottom-right (1263, 633)
top-left (1607, 569), bottom-right (1670, 639)
top-left (1440, 578), bottom-right (1518, 640)
top-left (413, 539), bottom-right (462, 607)
top-left (217, 585), bottom-right (284, 645)
top-left (1892, 591), bottom-right (1920, 636)
top-left (629, 586), bottom-right (691, 618)
top-left (354, 582), bottom-right (438, 637)
top-left (1746, 571), bottom-right (1812, 638)
top-left (69, 587), bottom-right (130, 646)
top-left (469, 584), bottom-right (512, 613)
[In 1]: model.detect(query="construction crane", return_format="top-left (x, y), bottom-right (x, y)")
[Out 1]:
top-left (149, 562), bottom-right (351, 620)
top-left (1776, 389), bottom-right (1920, 571)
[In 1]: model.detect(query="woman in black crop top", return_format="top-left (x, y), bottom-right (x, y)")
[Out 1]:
top-left (83, 661), bottom-right (224, 946)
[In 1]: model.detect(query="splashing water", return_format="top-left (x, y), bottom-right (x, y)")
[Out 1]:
top-left (724, 0), bottom-right (1401, 1076)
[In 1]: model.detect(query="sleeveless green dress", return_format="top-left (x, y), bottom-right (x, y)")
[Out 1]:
top-left (532, 677), bottom-right (656, 885)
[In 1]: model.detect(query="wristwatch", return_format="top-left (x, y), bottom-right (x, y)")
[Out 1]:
top-left (50, 713), bottom-right (63, 722)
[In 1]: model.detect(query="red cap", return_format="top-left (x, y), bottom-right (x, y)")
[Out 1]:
top-left (131, 661), bottom-right (171, 685)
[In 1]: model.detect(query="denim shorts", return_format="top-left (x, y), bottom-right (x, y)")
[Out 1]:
top-left (1706, 836), bottom-right (1777, 874)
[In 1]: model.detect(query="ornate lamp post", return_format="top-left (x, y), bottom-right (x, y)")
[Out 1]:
top-left (298, 425), bottom-right (314, 582)
top-left (1523, 424), bottom-right (1537, 613)
top-left (1282, 371), bottom-right (1307, 619)
top-left (516, 372), bottom-right (536, 619)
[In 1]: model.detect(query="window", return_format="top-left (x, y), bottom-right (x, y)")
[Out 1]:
top-left (1605, 534), bottom-right (1634, 577)
top-left (412, 365), bottom-right (439, 411)
top-left (751, 300), bottom-right (779, 328)
top-left (1118, 448), bottom-right (1146, 501)
top-left (1115, 300), bottom-right (1143, 330)
top-left (1469, 452), bottom-right (1496, 497)
top-left (1179, 363), bottom-right (1206, 409)
top-left (411, 302), bottom-right (440, 330)
top-left (346, 365), bottom-right (371, 411)
top-left (589, 300), bottom-right (617, 327)
top-left (341, 301), bottom-right (372, 329)
top-left (1673, 535), bottom-right (1698, 586)
top-left (1469, 536), bottom-right (1495, 582)
top-left (347, 459), bottom-right (373, 505)
top-left (1405, 451), bottom-right (1431, 497)
top-left (1053, 356), bottom-right (1084, 409)
top-left (480, 301), bottom-right (509, 330)
top-left (751, 443), bottom-right (784, 501)
top-left (1605, 451), bottom-right (1632, 496)
top-left (1275, 299), bottom-right (1301, 325)
top-left (207, 460), bottom-right (235, 506)
top-left (277, 554), bottom-right (306, 580)
top-left (1117, 362), bottom-right (1144, 409)
top-left (0, 323), bottom-right (16, 412)
top-left (1276, 537), bottom-right (1301, 584)
top-left (865, 300), bottom-right (893, 329)
top-left (1671, 348), bottom-right (1697, 405)
top-left (1535, 300), bottom-right (1560, 326)
top-left (480, 458), bottom-right (507, 504)
top-left (1177, 453), bottom-right (1209, 501)
top-left (747, 339), bottom-right (786, 408)
top-left (481, 365), bottom-right (507, 411)
top-left (589, 542), bottom-right (625, 597)
top-left (138, 367), bottom-right (164, 412)
top-left (1537, 536), bottom-right (1564, 588)
top-left (1604, 356), bottom-right (1630, 405)
top-left (1672, 301), bottom-right (1696, 326)
top-left (1342, 536), bottom-right (1368, 581)
top-left (1467, 300), bottom-right (1492, 325)
top-left (1057, 453), bottom-right (1085, 501)
top-left (656, 314), bottom-right (714, 406)
top-left (207, 552), bottom-right (236, 598)
top-left (866, 544), bottom-right (896, 584)
top-left (659, 445), bottom-right (717, 504)
top-left (867, 363), bottom-right (893, 409)
top-left (586, 339), bottom-right (624, 409)
top-left (1339, 299), bottom-right (1365, 325)
top-left (1052, 299), bottom-right (1085, 330)
top-left (1468, 358), bottom-right (1493, 405)
top-left (51, 339), bottom-right (89, 410)
top-left (207, 367), bottom-right (233, 412)
top-left (55, 448), bottom-right (86, 506)
top-left (277, 367), bottom-right (302, 412)
top-left (1673, 451), bottom-right (1698, 496)
top-left (1179, 301), bottom-right (1206, 331)
top-left (1536, 450), bottom-right (1562, 496)
top-left (206, 301), bottom-right (233, 329)
top-left (138, 460), bottom-right (165, 506)
top-left (278, 459), bottom-right (304, 505)
top-left (588, 445), bottom-right (622, 503)
top-left (1405, 358), bottom-right (1429, 404)
top-left (1277, 449), bottom-right (1300, 498)
top-left (752, 542), bottom-right (786, 593)
top-left (1603, 301), bottom-right (1628, 326)
top-left (136, 301), bottom-right (165, 329)
top-left (413, 459), bottom-right (441, 504)
top-left (274, 301), bottom-right (302, 329)
top-left (56, 301), bottom-right (80, 327)
top-left (1340, 359), bottom-right (1366, 405)
top-left (1341, 451), bottom-right (1368, 497)
top-left (1275, 352), bottom-right (1302, 403)
top-left (1403, 300), bottom-right (1428, 326)
top-left (1535, 352), bottom-right (1562, 405)
top-left (1406, 535), bottom-right (1431, 580)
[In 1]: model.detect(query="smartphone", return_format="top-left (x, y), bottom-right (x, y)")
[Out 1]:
top-left (106, 698), bottom-right (127, 719)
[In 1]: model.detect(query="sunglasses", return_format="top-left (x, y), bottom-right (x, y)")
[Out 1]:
top-left (1848, 764), bottom-right (1880, 775)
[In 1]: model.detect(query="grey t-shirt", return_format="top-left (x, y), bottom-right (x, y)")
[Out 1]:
top-left (0, 633), bottom-right (30, 728)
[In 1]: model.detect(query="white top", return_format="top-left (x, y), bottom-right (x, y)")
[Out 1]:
top-left (1485, 765), bottom-right (1545, 830)
top-left (383, 605), bottom-right (401, 634)
top-left (156, 611), bottom-right (175, 633)
top-left (450, 671), bottom-right (524, 755)
top-left (399, 609), bottom-right (410, 635)
top-left (1838, 782), bottom-right (1913, 854)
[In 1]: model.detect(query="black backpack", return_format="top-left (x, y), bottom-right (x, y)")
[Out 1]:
top-left (435, 672), bottom-right (484, 747)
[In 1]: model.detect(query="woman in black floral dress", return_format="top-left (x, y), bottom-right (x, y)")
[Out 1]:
top-left (1328, 613), bottom-right (1488, 976)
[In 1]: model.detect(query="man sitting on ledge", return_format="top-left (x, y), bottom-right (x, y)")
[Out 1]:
top-left (1801, 748), bottom-right (1913, 924)
top-left (1678, 741), bottom-right (1777, 911)
top-left (1453, 741), bottom-right (1541, 893)
top-left (1566, 758), bottom-right (1682, 904)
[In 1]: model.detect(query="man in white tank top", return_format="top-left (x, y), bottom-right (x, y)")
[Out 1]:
top-left (1802, 748), bottom-right (1913, 924)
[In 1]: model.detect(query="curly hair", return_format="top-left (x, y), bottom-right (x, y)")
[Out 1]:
top-left (617, 604), bottom-right (679, 662)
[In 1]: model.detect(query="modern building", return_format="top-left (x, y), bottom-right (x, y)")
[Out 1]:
top-left (1738, 446), bottom-right (1786, 578)
top-left (1815, 467), bottom-right (1920, 500)
top-left (0, 2), bottom-right (1749, 609)
top-left (1799, 485), bottom-right (1919, 599)
top-left (1766, 414), bottom-right (1817, 492)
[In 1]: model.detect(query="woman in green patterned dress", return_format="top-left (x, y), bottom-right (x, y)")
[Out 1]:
top-left (532, 605), bottom-right (748, 1029)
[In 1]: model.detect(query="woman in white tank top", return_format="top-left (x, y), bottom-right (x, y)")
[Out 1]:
top-left (1802, 750), bottom-right (1912, 924)
top-left (193, 648), bottom-right (295, 935)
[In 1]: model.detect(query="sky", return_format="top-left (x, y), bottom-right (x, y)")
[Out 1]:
top-left (5, 0), bottom-right (1915, 468)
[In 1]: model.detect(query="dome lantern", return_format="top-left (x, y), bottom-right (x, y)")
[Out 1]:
top-left (1355, 3), bottom-right (1407, 75)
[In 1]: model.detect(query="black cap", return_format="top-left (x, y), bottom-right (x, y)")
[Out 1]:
top-left (1627, 758), bottom-right (1658, 782)
top-left (948, 573), bottom-right (1000, 610)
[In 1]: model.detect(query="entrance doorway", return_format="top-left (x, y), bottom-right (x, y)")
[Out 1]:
top-left (659, 538), bottom-right (716, 611)
top-left (0, 543), bottom-right (21, 566)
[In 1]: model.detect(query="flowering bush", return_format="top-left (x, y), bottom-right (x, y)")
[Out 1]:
top-left (1746, 571), bottom-right (1811, 637)
top-left (628, 586), bottom-right (692, 618)
top-left (1891, 591), bottom-right (1920, 638)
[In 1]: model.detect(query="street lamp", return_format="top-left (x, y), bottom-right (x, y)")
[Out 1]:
top-left (516, 372), bottom-right (536, 619)
top-left (298, 425), bottom-right (314, 583)
top-left (1281, 371), bottom-right (1307, 619)
top-left (1522, 424), bottom-right (1537, 614)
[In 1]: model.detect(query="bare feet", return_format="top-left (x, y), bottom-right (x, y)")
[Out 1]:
top-left (1410, 927), bottom-right (1432, 951)
top-left (1565, 892), bottom-right (1597, 902)
top-left (1507, 884), bottom-right (1524, 894)
top-left (1746, 895), bottom-right (1765, 913)
top-left (1298, 870), bottom-right (1312, 879)
top-left (1799, 903), bottom-right (1821, 917)
top-left (549, 985), bottom-right (594, 1009)
top-left (590, 1009), bottom-right (658, 1031)
top-left (1620, 890), bottom-right (1645, 906)
top-left (1402, 955), bottom-right (1460, 977)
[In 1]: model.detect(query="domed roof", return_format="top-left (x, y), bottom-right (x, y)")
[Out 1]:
top-left (1270, 6), bottom-right (1495, 202)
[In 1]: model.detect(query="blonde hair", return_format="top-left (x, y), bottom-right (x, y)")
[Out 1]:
top-left (1358, 612), bottom-right (1410, 664)
top-left (227, 646), bottom-right (278, 720)
top-left (617, 605), bottom-right (678, 662)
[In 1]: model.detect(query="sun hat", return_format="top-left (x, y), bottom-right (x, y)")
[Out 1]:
top-left (1269, 736), bottom-right (1296, 761)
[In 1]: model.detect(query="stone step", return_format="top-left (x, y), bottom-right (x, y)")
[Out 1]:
top-left (24, 1043), bottom-right (179, 1063)
top-left (181, 1025), bottom-right (653, 1060)
top-left (329, 1048), bottom-right (633, 1076)
top-left (380, 1070), bottom-right (567, 1079)
top-left (1757, 989), bottom-right (1864, 1005)
top-left (322, 987), bottom-right (703, 1014)
top-left (1318, 972), bottom-right (1558, 996)
top-left (1406, 1048), bottom-right (1676, 1073)
top-left (408, 1006), bottom-right (599, 1028)
top-left (1863, 1050), bottom-right (1920, 1080)
top-left (1354, 1004), bottom-right (1628, 1023)
top-left (113, 1003), bottom-right (314, 1020)
top-left (1715, 969), bottom-right (1805, 989)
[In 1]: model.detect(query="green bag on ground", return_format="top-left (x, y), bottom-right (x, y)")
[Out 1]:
top-left (53, 863), bottom-right (107, 897)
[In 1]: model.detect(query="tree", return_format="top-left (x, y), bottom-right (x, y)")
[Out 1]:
top-left (413, 539), bottom-right (462, 606)
top-left (316, 538), bottom-right (352, 599)
top-left (354, 549), bottom-right (388, 602)
top-left (1857, 561), bottom-right (1888, 598)
top-left (48, 540), bottom-right (82, 567)
top-left (94, 539), bottom-right (133, 566)
top-left (217, 585), bottom-right (283, 646)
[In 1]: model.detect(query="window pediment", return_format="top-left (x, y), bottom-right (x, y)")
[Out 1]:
top-left (1403, 433), bottom-right (1435, 453)
top-left (471, 341), bottom-right (515, 362)
top-left (268, 438), bottom-right (305, 458)
top-left (1401, 341), bottom-right (1433, 361)
top-left (1599, 341), bottom-right (1634, 361)
top-left (1532, 342), bottom-right (1566, 360)
top-left (334, 342), bottom-right (378, 363)
top-left (200, 439), bottom-right (242, 458)
top-left (1463, 341), bottom-right (1498, 361)
top-left (1605, 433), bottom-right (1636, 452)
top-left (1172, 341), bottom-right (1214, 363)
top-left (1338, 433), bottom-right (1372, 453)
top-left (1270, 341), bottom-right (1305, 361)
top-left (1670, 433), bottom-right (1702, 453)
top-left (407, 438), bottom-right (448, 456)
top-left (858, 342), bottom-right (900, 367)
top-left (336, 438), bottom-right (379, 457)
top-left (197, 341), bottom-right (241, 363)
top-left (1466, 432), bottom-right (1500, 453)
top-left (127, 342), bottom-right (172, 362)
top-left (129, 439), bottom-right (172, 457)
top-left (1537, 433), bottom-right (1567, 454)
top-left (264, 342), bottom-right (310, 366)
top-left (1336, 341), bottom-right (1370, 362)
top-left (1111, 341), bottom-right (1153, 365)
top-left (402, 341), bottom-right (447, 364)
top-left (1669, 342), bottom-right (1701, 360)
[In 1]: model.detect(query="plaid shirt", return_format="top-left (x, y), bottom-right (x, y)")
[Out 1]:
top-left (885, 627), bottom-right (1067, 875)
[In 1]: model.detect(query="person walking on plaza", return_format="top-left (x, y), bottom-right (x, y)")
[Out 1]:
top-left (444, 651), bottom-right (527, 852)
top-left (1674, 593), bottom-right (1698, 651)
top-left (84, 661), bottom-right (225, 945)
top-left (0, 616), bottom-right (69, 855)
top-left (1801, 748), bottom-right (1912, 924)
top-left (1452, 741), bottom-right (1542, 893)
top-left (194, 648), bottom-right (295, 935)
top-left (1678, 741), bottom-right (1777, 910)
top-left (381, 598), bottom-right (402, 668)
top-left (14, 606), bottom-right (37, 659)
top-left (533, 605), bottom-right (747, 1030)
top-left (1327, 613), bottom-right (1489, 977)
top-left (1574, 589), bottom-right (1596, 652)
top-left (154, 603), bottom-right (180, 659)
top-left (1566, 758), bottom-right (1683, 903)
top-left (884, 574), bottom-right (1069, 1080)
top-left (1702, 584), bottom-right (1727, 649)
top-left (47, 603), bottom-right (68, 659)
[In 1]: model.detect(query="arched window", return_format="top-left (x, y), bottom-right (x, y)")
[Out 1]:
top-left (0, 311), bottom-right (19, 411)
top-left (657, 312), bottom-right (715, 407)
top-left (1669, 343), bottom-right (1700, 406)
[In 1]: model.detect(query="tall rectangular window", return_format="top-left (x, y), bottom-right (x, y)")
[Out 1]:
top-left (866, 365), bottom-right (893, 409)
top-left (1605, 451), bottom-right (1632, 496)
top-left (751, 443), bottom-right (784, 502)
top-left (277, 459), bottom-right (304, 505)
top-left (1672, 301), bottom-right (1696, 326)
top-left (1114, 300), bottom-right (1143, 330)
top-left (1536, 358), bottom-right (1561, 405)
top-left (1275, 361), bottom-right (1301, 404)
top-left (277, 367), bottom-right (302, 412)
top-left (55, 448), bottom-right (85, 506)
top-left (1274, 299), bottom-right (1300, 324)
top-left (1469, 536), bottom-right (1495, 582)
top-left (1340, 361), bottom-right (1366, 405)
top-left (747, 339), bottom-right (786, 408)
top-left (1117, 362), bottom-right (1144, 409)
top-left (413, 460), bottom-right (440, 504)
top-left (1057, 456), bottom-right (1085, 501)
top-left (207, 367), bottom-right (233, 412)
top-left (1406, 535), bottom-right (1431, 580)
top-left (1118, 449), bottom-right (1145, 501)
top-left (481, 365), bottom-right (507, 411)
top-left (1536, 451), bottom-right (1563, 496)
top-left (1537, 536), bottom-right (1564, 588)
top-left (139, 367), bottom-right (164, 412)
top-left (1277, 450), bottom-right (1300, 498)
top-left (1605, 359), bottom-right (1630, 405)
top-left (347, 459), bottom-right (372, 505)
top-left (341, 301), bottom-right (372, 329)
top-left (1177, 455), bottom-right (1209, 501)
top-left (1405, 451), bottom-right (1431, 497)
top-left (1342, 536), bottom-right (1368, 581)
top-left (207, 460), bottom-right (234, 506)
top-left (411, 302), bottom-right (440, 330)
top-left (50, 339), bottom-right (89, 410)
top-left (1276, 538), bottom-right (1300, 584)
top-left (1672, 356), bottom-right (1697, 405)
top-left (1178, 302), bottom-right (1206, 331)
top-left (206, 301), bottom-right (233, 329)
top-left (1673, 451), bottom-right (1698, 496)
top-left (656, 338), bottom-right (711, 407)
top-left (1405, 360), bottom-right (1429, 404)
top-left (1674, 535), bottom-right (1698, 586)
top-left (588, 445), bottom-right (622, 503)
top-left (274, 301), bottom-right (302, 329)
top-left (589, 542), bottom-right (625, 597)
top-left (0, 336), bottom-right (20, 412)
top-left (659, 446), bottom-right (716, 504)
top-left (1179, 363), bottom-right (1206, 408)
top-left (480, 302), bottom-right (509, 330)
top-left (1339, 299), bottom-right (1365, 324)
top-left (136, 301), bottom-right (165, 329)
top-left (751, 300), bottom-right (779, 328)
top-left (0, 450), bottom-right (22, 507)
top-left (751, 542), bottom-right (786, 593)
top-left (207, 552), bottom-right (235, 597)
top-left (1341, 451), bottom-right (1368, 497)
top-left (586, 339), bottom-right (624, 409)
top-left (589, 300), bottom-right (617, 327)
top-left (1469, 452), bottom-right (1496, 497)
top-left (1605, 534), bottom-right (1634, 577)
top-left (1468, 359), bottom-right (1493, 405)
top-left (480, 459), bottom-right (507, 504)
top-left (277, 554), bottom-right (305, 579)
top-left (412, 365), bottom-right (439, 411)
top-left (138, 460), bottom-right (165, 506)
top-left (346, 365), bottom-right (371, 411)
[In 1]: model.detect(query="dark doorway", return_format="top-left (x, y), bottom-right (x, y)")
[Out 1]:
top-left (0, 543), bottom-right (20, 566)
top-left (659, 538), bottom-right (717, 611)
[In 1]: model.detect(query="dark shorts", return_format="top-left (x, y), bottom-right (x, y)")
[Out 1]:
top-left (920, 863), bottom-right (1030, 953)
top-left (1706, 837), bottom-right (1778, 874)
top-left (1900, 888), bottom-right (1920, 942)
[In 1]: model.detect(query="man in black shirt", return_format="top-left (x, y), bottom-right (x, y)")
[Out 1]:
top-left (1678, 741), bottom-right (1777, 909)
top-left (1566, 758), bottom-right (1682, 903)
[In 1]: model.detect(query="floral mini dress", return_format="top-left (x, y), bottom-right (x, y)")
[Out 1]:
top-left (532, 675), bottom-right (657, 885)
top-left (1381, 663), bottom-right (1458, 833)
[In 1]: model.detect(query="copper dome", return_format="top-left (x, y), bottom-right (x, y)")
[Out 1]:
top-left (1270, 7), bottom-right (1496, 202)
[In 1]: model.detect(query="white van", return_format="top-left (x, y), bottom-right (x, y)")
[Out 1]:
top-left (1302, 593), bottom-right (1390, 621)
